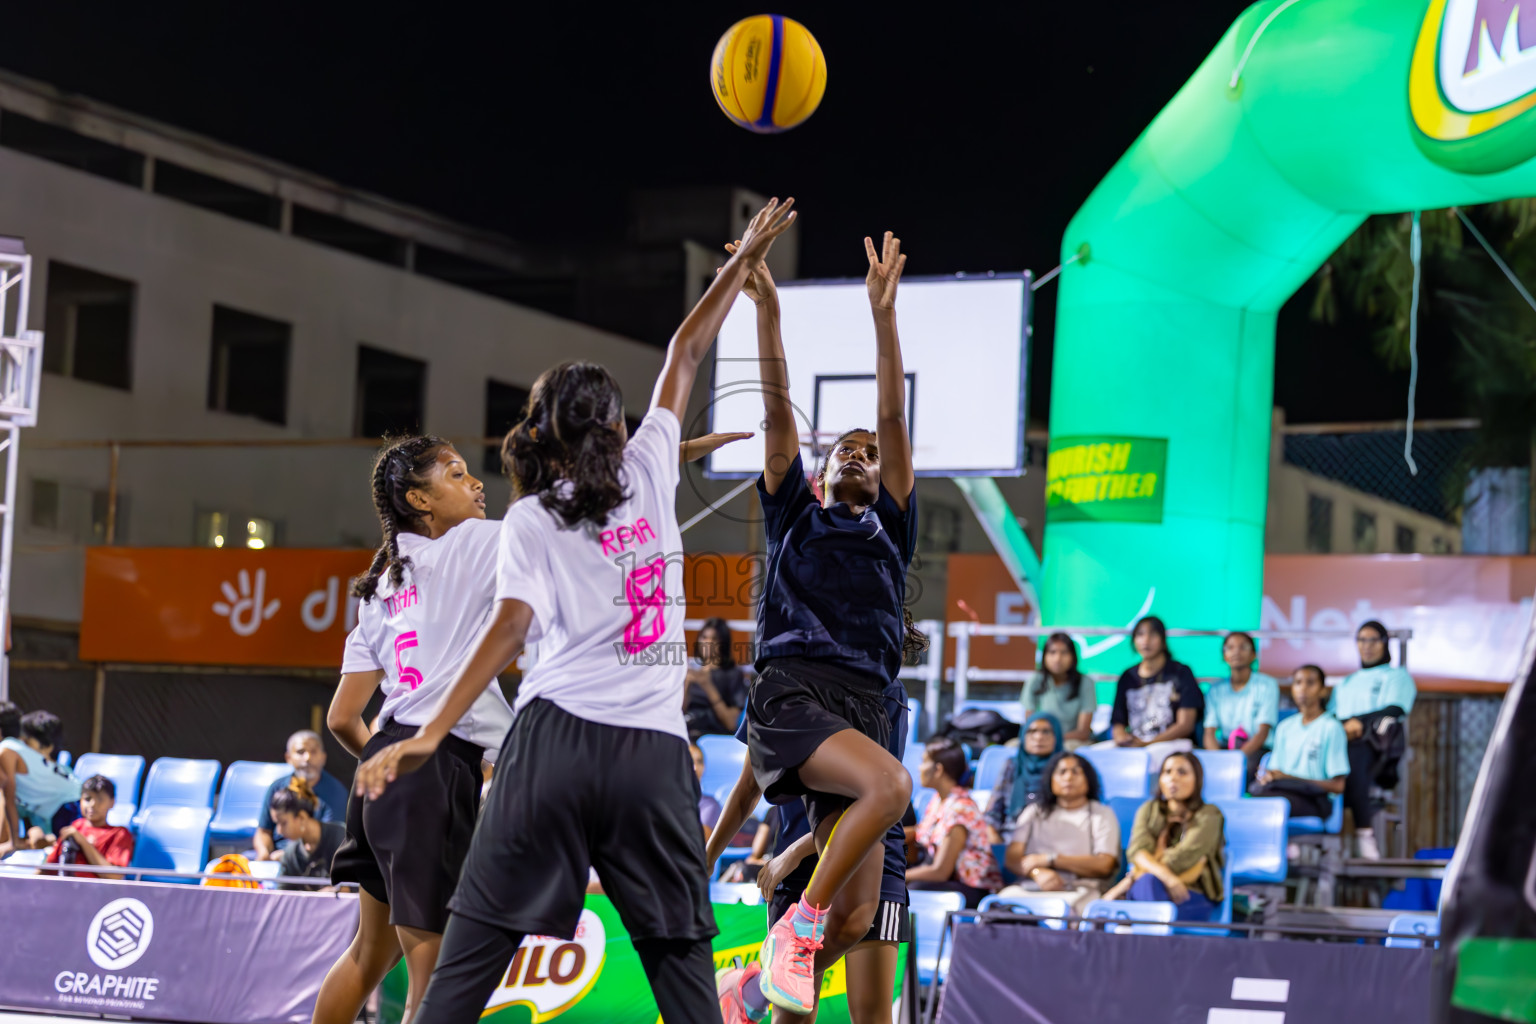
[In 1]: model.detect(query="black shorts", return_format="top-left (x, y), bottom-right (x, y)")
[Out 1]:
top-left (331, 719), bottom-right (484, 932)
top-left (746, 658), bottom-right (891, 832)
top-left (767, 886), bottom-right (912, 945)
top-left (450, 698), bottom-right (717, 943)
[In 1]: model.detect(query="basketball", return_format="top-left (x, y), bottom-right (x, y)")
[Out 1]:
top-left (710, 15), bottom-right (826, 134)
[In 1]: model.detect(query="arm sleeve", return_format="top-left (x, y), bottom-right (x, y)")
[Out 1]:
top-left (1110, 674), bottom-right (1131, 729)
top-left (1161, 806), bottom-right (1224, 875)
top-left (103, 828), bottom-right (134, 867)
top-left (873, 483), bottom-right (919, 566)
top-left (1090, 803), bottom-right (1121, 857)
top-left (1323, 720), bottom-right (1352, 779)
top-left (625, 407), bottom-right (682, 495)
top-left (1126, 801), bottom-right (1156, 859)
top-left (340, 620), bottom-right (382, 674)
top-left (494, 508), bottom-right (555, 633)
top-left (755, 452), bottom-right (816, 545)
top-left (1388, 668), bottom-right (1418, 715)
top-left (1258, 677), bottom-right (1281, 729)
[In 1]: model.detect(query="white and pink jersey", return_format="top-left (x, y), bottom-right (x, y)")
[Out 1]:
top-left (495, 406), bottom-right (688, 741)
top-left (342, 517), bottom-right (515, 759)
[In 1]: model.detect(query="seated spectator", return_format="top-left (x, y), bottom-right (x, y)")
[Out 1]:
top-left (1253, 665), bottom-right (1348, 820)
top-left (1000, 751), bottom-right (1120, 913)
top-left (690, 742), bottom-right (722, 837)
top-left (1203, 631), bottom-right (1280, 778)
top-left (985, 713), bottom-right (1063, 844)
top-left (1020, 634), bottom-right (1095, 747)
top-left (1092, 616), bottom-right (1204, 764)
top-left (0, 701), bottom-right (20, 854)
top-left (254, 730), bottom-right (349, 861)
top-left (1104, 752), bottom-right (1225, 921)
top-left (720, 811), bottom-right (775, 884)
top-left (1332, 621), bottom-right (1416, 860)
top-left (43, 775), bottom-right (134, 880)
top-left (908, 737), bottom-right (1002, 907)
top-left (0, 710), bottom-right (81, 848)
top-left (682, 618), bottom-right (751, 739)
top-left (270, 779), bottom-right (346, 888)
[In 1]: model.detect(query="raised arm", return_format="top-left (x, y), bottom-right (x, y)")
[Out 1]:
top-left (722, 237), bottom-right (798, 495)
top-left (865, 232), bottom-right (914, 508)
top-left (651, 198), bottom-right (796, 423)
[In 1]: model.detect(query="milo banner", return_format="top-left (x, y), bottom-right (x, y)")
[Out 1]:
top-left (0, 875), bottom-right (356, 1023)
top-left (1045, 435), bottom-right (1167, 524)
top-left (380, 897), bottom-right (905, 1024)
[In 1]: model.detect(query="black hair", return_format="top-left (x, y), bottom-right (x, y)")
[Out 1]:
top-left (1356, 620), bottom-right (1392, 668)
top-left (502, 362), bottom-right (629, 529)
top-left (924, 736), bottom-right (968, 785)
top-left (1133, 615), bottom-right (1170, 659)
top-left (20, 710), bottom-right (61, 750)
top-left (1032, 632), bottom-right (1083, 703)
top-left (0, 700), bottom-right (19, 739)
top-left (269, 776), bottom-right (318, 818)
top-left (1224, 631), bottom-right (1256, 657)
top-left (1155, 750), bottom-right (1205, 816)
top-left (695, 617), bottom-right (737, 670)
top-left (1036, 751), bottom-right (1103, 815)
top-left (81, 774), bottom-right (116, 799)
top-left (352, 434), bottom-right (452, 601)
top-left (1294, 664), bottom-right (1329, 709)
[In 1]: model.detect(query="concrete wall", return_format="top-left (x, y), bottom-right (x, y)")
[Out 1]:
top-left (1265, 461), bottom-right (1460, 555)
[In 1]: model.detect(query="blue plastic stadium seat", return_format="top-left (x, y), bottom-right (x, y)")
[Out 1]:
top-left (913, 786), bottom-right (936, 819)
top-left (0, 848), bottom-right (48, 876)
top-left (1080, 898), bottom-right (1177, 935)
top-left (907, 698), bottom-right (923, 747)
top-left (972, 746), bottom-right (1012, 793)
top-left (1090, 703), bottom-right (1113, 735)
top-left (209, 761), bottom-right (295, 844)
top-left (73, 754), bottom-right (146, 829)
top-left (1385, 913), bottom-right (1439, 948)
top-left (697, 736), bottom-right (748, 805)
top-left (1080, 748), bottom-right (1151, 801)
top-left (1215, 798), bottom-right (1289, 885)
top-left (1288, 794), bottom-right (1345, 836)
top-left (977, 893), bottom-right (1071, 930)
top-left (130, 806), bottom-right (213, 883)
top-left (1107, 795), bottom-right (1144, 850)
top-left (131, 757), bottom-right (221, 831)
top-left (56, 750), bottom-right (72, 769)
top-left (710, 882), bottom-right (765, 906)
top-left (1194, 750), bottom-right (1246, 802)
top-left (911, 889), bottom-right (965, 986)
top-left (955, 699), bottom-right (1024, 725)
top-left (712, 783), bottom-right (770, 824)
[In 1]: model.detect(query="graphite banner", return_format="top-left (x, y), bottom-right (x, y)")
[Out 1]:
top-left (937, 922), bottom-right (1432, 1024)
top-left (0, 874), bottom-right (356, 1023)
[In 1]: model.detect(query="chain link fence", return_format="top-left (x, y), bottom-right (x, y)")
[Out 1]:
top-left (1282, 423), bottom-right (1477, 522)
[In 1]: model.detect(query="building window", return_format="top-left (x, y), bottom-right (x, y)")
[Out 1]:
top-left (356, 346), bottom-right (427, 439)
top-left (484, 379), bottom-right (530, 473)
top-left (43, 262), bottom-right (134, 389)
top-left (291, 206), bottom-right (409, 267)
top-left (1305, 494), bottom-right (1333, 553)
top-left (1395, 524), bottom-right (1416, 554)
top-left (196, 510), bottom-right (278, 549)
top-left (0, 112), bottom-right (145, 186)
top-left (1432, 535), bottom-right (1453, 554)
top-left (152, 160), bottom-right (281, 227)
top-left (31, 477), bottom-right (121, 542)
top-left (1352, 509), bottom-right (1377, 553)
top-left (208, 305), bottom-right (290, 425)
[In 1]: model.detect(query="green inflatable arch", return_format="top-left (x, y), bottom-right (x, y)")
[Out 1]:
top-left (1041, 0), bottom-right (1536, 674)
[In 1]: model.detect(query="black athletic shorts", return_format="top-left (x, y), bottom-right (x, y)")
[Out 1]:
top-left (746, 657), bottom-right (892, 832)
top-left (767, 886), bottom-right (912, 945)
top-left (449, 698), bottom-right (717, 943)
top-left (331, 719), bottom-right (485, 932)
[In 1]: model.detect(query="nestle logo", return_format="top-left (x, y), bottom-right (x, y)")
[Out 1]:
top-left (86, 898), bottom-right (155, 971)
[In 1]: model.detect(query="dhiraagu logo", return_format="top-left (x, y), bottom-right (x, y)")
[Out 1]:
top-left (1411, 0), bottom-right (1536, 172)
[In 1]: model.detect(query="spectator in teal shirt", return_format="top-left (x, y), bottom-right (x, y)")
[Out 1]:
top-left (1253, 665), bottom-right (1348, 820)
top-left (1332, 621), bottom-right (1415, 860)
top-left (1202, 632), bottom-right (1279, 780)
top-left (1020, 633), bottom-right (1095, 747)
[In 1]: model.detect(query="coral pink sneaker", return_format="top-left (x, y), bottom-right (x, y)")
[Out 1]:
top-left (758, 898), bottom-right (825, 1014)
top-left (716, 957), bottom-right (766, 1023)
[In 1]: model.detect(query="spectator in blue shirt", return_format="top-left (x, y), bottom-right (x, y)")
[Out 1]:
top-left (1332, 621), bottom-right (1415, 860)
top-left (1202, 631), bottom-right (1280, 779)
top-left (1252, 665), bottom-right (1349, 820)
top-left (253, 730), bottom-right (349, 861)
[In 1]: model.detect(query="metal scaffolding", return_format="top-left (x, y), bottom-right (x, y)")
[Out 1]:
top-left (0, 236), bottom-right (44, 700)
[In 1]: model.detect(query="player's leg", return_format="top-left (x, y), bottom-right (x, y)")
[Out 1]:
top-left (395, 926), bottom-right (444, 1024)
top-left (796, 730), bottom-right (910, 909)
top-left (845, 940), bottom-right (900, 1024)
top-left (632, 937), bottom-right (720, 1024)
top-left (412, 914), bottom-right (525, 1024)
top-left (311, 889), bottom-right (401, 1024)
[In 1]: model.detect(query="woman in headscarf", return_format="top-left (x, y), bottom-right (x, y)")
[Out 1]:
top-left (984, 712), bottom-right (1062, 844)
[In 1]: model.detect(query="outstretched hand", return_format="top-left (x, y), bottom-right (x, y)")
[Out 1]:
top-left (354, 735), bottom-right (438, 800)
top-left (865, 231), bottom-right (907, 311)
top-left (720, 241), bottom-right (776, 306)
top-left (736, 198), bottom-right (796, 265)
top-left (681, 431), bottom-right (754, 463)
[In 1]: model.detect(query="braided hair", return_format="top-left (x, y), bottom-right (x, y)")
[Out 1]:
top-left (352, 435), bottom-right (450, 601)
top-left (501, 362), bottom-right (629, 529)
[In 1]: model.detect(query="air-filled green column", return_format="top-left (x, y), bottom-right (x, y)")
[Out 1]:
top-left (1045, 0), bottom-right (1536, 674)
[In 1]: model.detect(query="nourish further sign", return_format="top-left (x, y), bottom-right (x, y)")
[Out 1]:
top-left (1045, 436), bottom-right (1167, 524)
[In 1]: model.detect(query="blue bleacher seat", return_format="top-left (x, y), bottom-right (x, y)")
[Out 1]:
top-left (911, 889), bottom-right (965, 986)
top-left (990, 843), bottom-right (1018, 885)
top-left (56, 750), bottom-right (72, 769)
top-left (73, 753), bottom-right (146, 829)
top-left (0, 848), bottom-right (47, 876)
top-left (1215, 798), bottom-right (1288, 885)
top-left (955, 699), bottom-right (1024, 725)
top-left (913, 786), bottom-right (936, 818)
top-left (712, 783), bottom-right (771, 824)
top-left (209, 761), bottom-right (294, 845)
top-left (1288, 794), bottom-right (1345, 836)
top-left (907, 697), bottom-right (923, 747)
top-left (1080, 748), bottom-right (1151, 801)
top-left (977, 892), bottom-right (1071, 930)
top-left (710, 882), bottom-right (765, 906)
top-left (1384, 847), bottom-right (1454, 911)
top-left (1385, 913), bottom-right (1439, 948)
top-left (132, 757), bottom-right (221, 830)
top-left (972, 746), bottom-right (1012, 793)
top-left (1080, 898), bottom-right (1177, 935)
top-left (131, 806), bottom-right (213, 883)
top-left (1194, 749), bottom-right (1246, 802)
top-left (697, 736), bottom-right (747, 804)
top-left (1090, 703), bottom-right (1113, 735)
top-left (1107, 795), bottom-right (1144, 850)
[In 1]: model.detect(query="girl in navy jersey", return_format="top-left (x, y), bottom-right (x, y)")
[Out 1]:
top-left (353, 198), bottom-right (798, 1024)
top-left (718, 230), bottom-right (923, 1015)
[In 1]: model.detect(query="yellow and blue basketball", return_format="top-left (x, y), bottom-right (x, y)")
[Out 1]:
top-left (710, 15), bottom-right (826, 134)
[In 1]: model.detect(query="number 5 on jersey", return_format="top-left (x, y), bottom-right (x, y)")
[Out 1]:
top-left (395, 631), bottom-right (423, 690)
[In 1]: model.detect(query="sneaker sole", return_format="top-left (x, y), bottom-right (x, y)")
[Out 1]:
top-left (758, 932), bottom-right (815, 1014)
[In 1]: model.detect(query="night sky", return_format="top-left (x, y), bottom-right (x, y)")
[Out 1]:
top-left (0, 2), bottom-right (1470, 424)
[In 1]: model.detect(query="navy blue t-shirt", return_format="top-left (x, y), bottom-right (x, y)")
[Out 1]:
top-left (755, 452), bottom-right (918, 684)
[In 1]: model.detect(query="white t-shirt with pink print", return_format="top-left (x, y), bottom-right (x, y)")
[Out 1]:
top-left (495, 406), bottom-right (689, 742)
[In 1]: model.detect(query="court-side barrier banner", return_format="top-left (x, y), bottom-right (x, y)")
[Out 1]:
top-left (936, 922), bottom-right (1432, 1024)
top-left (0, 875), bottom-right (356, 1023)
top-left (380, 897), bottom-right (904, 1024)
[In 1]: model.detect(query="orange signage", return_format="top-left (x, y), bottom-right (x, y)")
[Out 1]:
top-left (942, 553), bottom-right (1037, 675)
